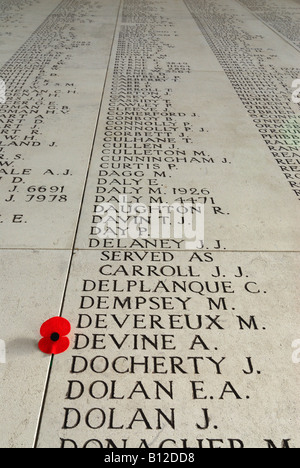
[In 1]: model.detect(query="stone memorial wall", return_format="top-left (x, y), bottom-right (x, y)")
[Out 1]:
top-left (0, 0), bottom-right (299, 449)
top-left (238, 0), bottom-right (300, 50)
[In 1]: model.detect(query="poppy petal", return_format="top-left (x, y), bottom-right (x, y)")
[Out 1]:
top-left (40, 317), bottom-right (71, 338)
top-left (51, 337), bottom-right (70, 355)
top-left (39, 337), bottom-right (54, 354)
top-left (39, 336), bottom-right (70, 355)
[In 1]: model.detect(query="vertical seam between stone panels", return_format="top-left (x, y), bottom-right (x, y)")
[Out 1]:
top-left (68, 0), bottom-right (123, 257)
top-left (32, 0), bottom-right (123, 448)
top-left (234, 0), bottom-right (300, 53)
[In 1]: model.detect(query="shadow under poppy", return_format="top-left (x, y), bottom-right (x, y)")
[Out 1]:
top-left (6, 338), bottom-right (38, 360)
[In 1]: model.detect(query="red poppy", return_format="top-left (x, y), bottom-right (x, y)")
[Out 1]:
top-left (38, 317), bottom-right (71, 355)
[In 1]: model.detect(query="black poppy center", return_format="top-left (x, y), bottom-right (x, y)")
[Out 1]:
top-left (50, 332), bottom-right (60, 342)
